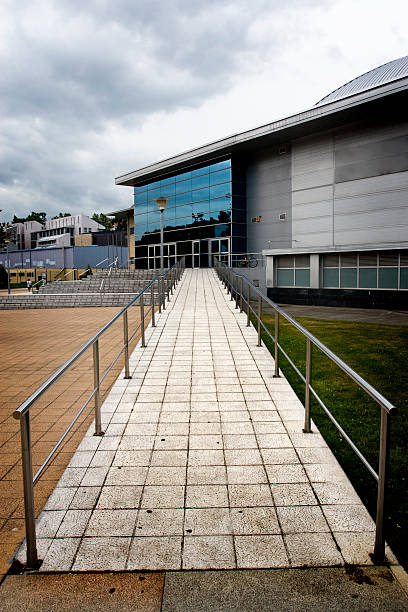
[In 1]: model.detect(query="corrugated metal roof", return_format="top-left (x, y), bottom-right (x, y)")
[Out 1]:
top-left (316, 55), bottom-right (408, 106)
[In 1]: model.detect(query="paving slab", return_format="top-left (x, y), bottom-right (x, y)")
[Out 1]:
top-left (161, 567), bottom-right (408, 611)
top-left (12, 270), bottom-right (397, 572)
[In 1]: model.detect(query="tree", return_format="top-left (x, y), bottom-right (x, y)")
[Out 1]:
top-left (92, 212), bottom-right (114, 231)
top-left (12, 211), bottom-right (47, 225)
top-left (52, 212), bottom-right (71, 219)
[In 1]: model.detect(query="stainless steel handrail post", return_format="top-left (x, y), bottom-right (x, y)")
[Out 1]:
top-left (162, 276), bottom-right (166, 311)
top-left (239, 276), bottom-right (243, 312)
top-left (373, 408), bottom-right (391, 562)
top-left (257, 295), bottom-right (262, 346)
top-left (274, 311), bottom-right (280, 377)
top-left (158, 278), bottom-right (162, 314)
top-left (230, 271), bottom-right (234, 301)
top-left (151, 284), bottom-right (156, 327)
top-left (246, 283), bottom-right (251, 327)
top-left (140, 293), bottom-right (146, 347)
top-left (303, 338), bottom-right (312, 433)
top-left (20, 412), bottom-right (38, 567)
top-left (235, 275), bottom-right (239, 309)
top-left (93, 340), bottom-right (103, 436)
top-left (123, 311), bottom-right (131, 379)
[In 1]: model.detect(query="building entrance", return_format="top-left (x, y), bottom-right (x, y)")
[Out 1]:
top-left (192, 238), bottom-right (230, 268)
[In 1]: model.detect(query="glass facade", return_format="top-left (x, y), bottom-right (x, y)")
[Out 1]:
top-left (133, 159), bottom-right (246, 268)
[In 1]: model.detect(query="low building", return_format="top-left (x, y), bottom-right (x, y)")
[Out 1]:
top-left (112, 56), bottom-right (408, 308)
top-left (12, 214), bottom-right (104, 249)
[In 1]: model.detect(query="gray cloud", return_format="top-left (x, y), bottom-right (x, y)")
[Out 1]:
top-left (3, 0), bottom-right (399, 222)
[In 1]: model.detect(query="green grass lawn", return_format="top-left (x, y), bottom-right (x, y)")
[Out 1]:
top-left (259, 313), bottom-right (408, 568)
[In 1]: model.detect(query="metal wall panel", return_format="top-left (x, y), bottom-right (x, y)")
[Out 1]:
top-left (291, 134), bottom-right (335, 247)
top-left (246, 149), bottom-right (291, 252)
top-left (333, 170), bottom-right (408, 246)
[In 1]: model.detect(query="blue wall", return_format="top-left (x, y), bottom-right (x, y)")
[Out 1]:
top-left (0, 245), bottom-right (128, 269)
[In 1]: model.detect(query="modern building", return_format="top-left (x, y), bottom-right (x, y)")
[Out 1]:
top-left (12, 214), bottom-right (104, 250)
top-left (112, 55), bottom-right (408, 308)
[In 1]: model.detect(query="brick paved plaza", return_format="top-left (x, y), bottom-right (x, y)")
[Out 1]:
top-left (0, 306), bottom-right (144, 578)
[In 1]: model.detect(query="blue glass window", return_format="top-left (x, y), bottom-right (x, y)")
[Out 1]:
top-left (191, 174), bottom-right (209, 189)
top-left (159, 182), bottom-right (175, 198)
top-left (134, 190), bottom-right (148, 204)
top-left (147, 186), bottom-right (161, 201)
top-left (176, 178), bottom-right (192, 194)
top-left (209, 168), bottom-right (231, 185)
top-left (175, 191), bottom-right (192, 206)
top-left (160, 176), bottom-right (175, 186)
top-left (210, 183), bottom-right (230, 198)
top-left (210, 160), bottom-right (230, 172)
top-left (191, 166), bottom-right (209, 177)
top-left (191, 187), bottom-right (209, 202)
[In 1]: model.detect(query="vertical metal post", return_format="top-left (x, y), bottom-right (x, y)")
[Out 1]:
top-left (239, 276), bottom-right (243, 312)
top-left (235, 275), bottom-right (239, 309)
top-left (140, 293), bottom-right (146, 347)
top-left (303, 339), bottom-right (312, 433)
top-left (151, 284), bottom-right (156, 327)
top-left (274, 311), bottom-right (280, 377)
top-left (246, 283), bottom-right (251, 327)
top-left (158, 278), bottom-right (161, 314)
top-left (162, 276), bottom-right (166, 311)
top-left (160, 209), bottom-right (164, 275)
top-left (93, 340), bottom-right (103, 435)
top-left (373, 408), bottom-right (391, 562)
top-left (230, 271), bottom-right (234, 301)
top-left (20, 413), bottom-right (38, 567)
top-left (123, 311), bottom-right (131, 379)
top-left (257, 294), bottom-right (262, 347)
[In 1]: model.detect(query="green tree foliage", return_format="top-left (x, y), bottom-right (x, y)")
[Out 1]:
top-left (51, 212), bottom-right (71, 219)
top-left (92, 212), bottom-right (114, 231)
top-left (12, 211), bottom-right (47, 224)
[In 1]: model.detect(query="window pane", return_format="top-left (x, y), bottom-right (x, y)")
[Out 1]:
top-left (295, 269), bottom-right (310, 287)
top-left (191, 174), bottom-right (209, 189)
top-left (191, 187), bottom-right (209, 202)
top-left (160, 183), bottom-right (175, 198)
top-left (209, 168), bottom-right (231, 185)
top-left (210, 183), bottom-right (230, 198)
top-left (211, 195), bottom-right (231, 210)
top-left (340, 268), bottom-right (357, 288)
top-left (175, 191), bottom-right (191, 205)
top-left (191, 166), bottom-right (209, 177)
top-left (210, 160), bottom-right (230, 172)
top-left (175, 178), bottom-right (192, 194)
top-left (359, 268), bottom-right (377, 288)
top-left (379, 267), bottom-right (398, 289)
top-left (211, 240), bottom-right (219, 253)
top-left (277, 269), bottom-right (294, 286)
top-left (134, 190), bottom-right (147, 204)
top-left (400, 268), bottom-right (408, 289)
top-left (323, 268), bottom-right (339, 287)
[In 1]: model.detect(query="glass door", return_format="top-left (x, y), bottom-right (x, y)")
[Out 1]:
top-left (192, 241), bottom-right (200, 268)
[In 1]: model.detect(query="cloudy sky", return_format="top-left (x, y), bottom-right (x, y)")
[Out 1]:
top-left (0, 0), bottom-right (406, 222)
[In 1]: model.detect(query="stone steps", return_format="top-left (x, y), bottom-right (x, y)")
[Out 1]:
top-left (0, 293), bottom-right (158, 310)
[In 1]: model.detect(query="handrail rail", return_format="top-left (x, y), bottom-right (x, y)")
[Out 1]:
top-left (14, 257), bottom-right (185, 568)
top-left (95, 257), bottom-right (109, 268)
top-left (214, 257), bottom-right (395, 563)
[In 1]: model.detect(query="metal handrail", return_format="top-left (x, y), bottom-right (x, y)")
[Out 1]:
top-left (14, 257), bottom-right (185, 568)
top-left (214, 257), bottom-right (395, 563)
top-left (95, 257), bottom-right (109, 268)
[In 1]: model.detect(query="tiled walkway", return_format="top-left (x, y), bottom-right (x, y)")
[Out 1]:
top-left (22, 269), bottom-right (387, 571)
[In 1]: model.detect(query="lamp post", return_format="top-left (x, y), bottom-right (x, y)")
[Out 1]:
top-left (154, 197), bottom-right (168, 274)
top-left (6, 239), bottom-right (10, 295)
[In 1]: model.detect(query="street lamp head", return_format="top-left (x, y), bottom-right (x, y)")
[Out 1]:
top-left (155, 197), bottom-right (168, 211)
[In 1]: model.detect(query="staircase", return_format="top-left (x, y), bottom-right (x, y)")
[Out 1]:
top-left (0, 269), bottom-right (167, 309)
